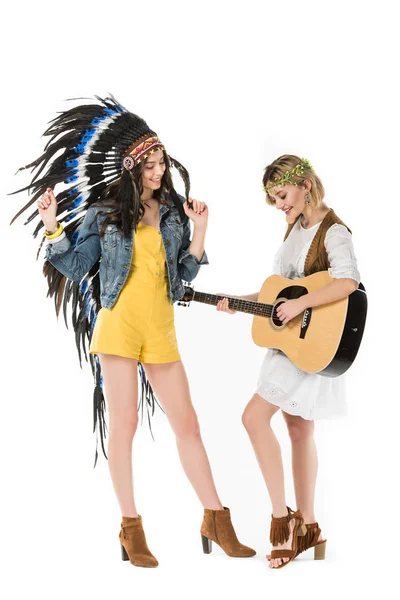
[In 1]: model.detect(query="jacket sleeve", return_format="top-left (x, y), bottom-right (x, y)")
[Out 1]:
top-left (177, 216), bottom-right (209, 282)
top-left (44, 207), bottom-right (101, 282)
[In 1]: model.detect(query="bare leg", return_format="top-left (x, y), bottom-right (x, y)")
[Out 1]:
top-left (98, 354), bottom-right (139, 517)
top-left (242, 394), bottom-right (285, 514)
top-left (282, 411), bottom-right (324, 543)
top-left (282, 412), bottom-right (317, 523)
top-left (143, 360), bottom-right (223, 510)
top-left (242, 394), bottom-right (293, 568)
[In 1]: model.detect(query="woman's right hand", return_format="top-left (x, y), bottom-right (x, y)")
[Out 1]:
top-left (37, 187), bottom-right (58, 231)
top-left (216, 293), bottom-right (238, 315)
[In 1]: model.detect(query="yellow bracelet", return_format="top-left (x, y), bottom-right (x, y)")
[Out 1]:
top-left (44, 222), bottom-right (64, 240)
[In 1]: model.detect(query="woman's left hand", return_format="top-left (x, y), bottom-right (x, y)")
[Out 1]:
top-left (275, 298), bottom-right (305, 325)
top-left (183, 197), bottom-right (208, 228)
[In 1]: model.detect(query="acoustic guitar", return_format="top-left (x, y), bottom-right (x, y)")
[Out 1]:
top-left (180, 271), bottom-right (367, 377)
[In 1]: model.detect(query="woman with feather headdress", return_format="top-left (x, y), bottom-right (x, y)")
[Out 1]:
top-left (12, 95), bottom-right (255, 567)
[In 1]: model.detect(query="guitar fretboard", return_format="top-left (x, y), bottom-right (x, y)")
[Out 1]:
top-left (190, 291), bottom-right (275, 318)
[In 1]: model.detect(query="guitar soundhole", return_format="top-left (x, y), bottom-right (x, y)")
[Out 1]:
top-left (272, 301), bottom-right (286, 327)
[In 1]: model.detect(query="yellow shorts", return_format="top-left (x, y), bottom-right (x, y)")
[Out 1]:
top-left (89, 223), bottom-right (181, 364)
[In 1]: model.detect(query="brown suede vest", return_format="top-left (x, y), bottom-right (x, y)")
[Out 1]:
top-left (283, 209), bottom-right (352, 276)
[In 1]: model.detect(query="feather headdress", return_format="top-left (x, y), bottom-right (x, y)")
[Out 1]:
top-left (11, 94), bottom-right (191, 465)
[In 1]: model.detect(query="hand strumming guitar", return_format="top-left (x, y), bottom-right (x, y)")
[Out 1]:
top-left (275, 298), bottom-right (306, 325)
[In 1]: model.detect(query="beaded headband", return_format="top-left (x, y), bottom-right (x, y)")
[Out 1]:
top-left (264, 158), bottom-right (314, 195)
top-left (123, 134), bottom-right (165, 170)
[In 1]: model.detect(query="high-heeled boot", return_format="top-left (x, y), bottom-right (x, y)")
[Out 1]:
top-left (119, 515), bottom-right (158, 568)
top-left (200, 506), bottom-right (256, 558)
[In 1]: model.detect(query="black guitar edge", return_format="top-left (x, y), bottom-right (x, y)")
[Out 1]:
top-left (320, 283), bottom-right (367, 377)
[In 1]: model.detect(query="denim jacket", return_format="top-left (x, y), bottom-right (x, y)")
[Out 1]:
top-left (45, 195), bottom-right (208, 308)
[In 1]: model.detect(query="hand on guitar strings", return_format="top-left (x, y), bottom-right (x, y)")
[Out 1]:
top-left (216, 293), bottom-right (237, 315)
top-left (276, 298), bottom-right (305, 325)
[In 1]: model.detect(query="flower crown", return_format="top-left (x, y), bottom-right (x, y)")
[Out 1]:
top-left (264, 158), bottom-right (314, 195)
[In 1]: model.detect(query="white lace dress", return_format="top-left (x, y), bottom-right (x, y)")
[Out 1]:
top-left (256, 218), bottom-right (361, 420)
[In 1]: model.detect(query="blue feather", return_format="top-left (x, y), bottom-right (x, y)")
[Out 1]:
top-left (70, 195), bottom-right (84, 208)
top-left (65, 174), bottom-right (78, 183)
top-left (65, 159), bottom-right (79, 168)
top-left (67, 186), bottom-right (80, 196)
top-left (70, 230), bottom-right (80, 247)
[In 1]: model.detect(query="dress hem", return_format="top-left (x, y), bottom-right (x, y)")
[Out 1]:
top-left (255, 386), bottom-right (347, 421)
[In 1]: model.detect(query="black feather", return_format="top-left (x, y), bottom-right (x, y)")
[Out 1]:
top-left (11, 94), bottom-right (190, 466)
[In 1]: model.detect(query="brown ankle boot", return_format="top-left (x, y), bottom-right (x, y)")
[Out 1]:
top-left (119, 516), bottom-right (158, 568)
top-left (200, 506), bottom-right (256, 558)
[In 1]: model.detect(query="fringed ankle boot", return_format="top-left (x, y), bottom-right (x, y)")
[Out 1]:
top-left (119, 515), bottom-right (158, 568)
top-left (200, 506), bottom-right (256, 558)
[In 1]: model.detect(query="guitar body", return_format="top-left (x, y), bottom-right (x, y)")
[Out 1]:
top-left (252, 272), bottom-right (367, 377)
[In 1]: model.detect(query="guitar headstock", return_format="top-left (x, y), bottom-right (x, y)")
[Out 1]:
top-left (180, 283), bottom-right (195, 305)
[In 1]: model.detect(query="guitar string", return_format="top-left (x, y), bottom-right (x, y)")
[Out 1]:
top-left (187, 293), bottom-right (299, 315)
top-left (184, 293), bottom-right (307, 324)
top-left (186, 294), bottom-right (297, 313)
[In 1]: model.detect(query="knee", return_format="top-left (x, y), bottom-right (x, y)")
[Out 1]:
top-left (241, 405), bottom-right (254, 432)
top-left (242, 401), bottom-right (268, 433)
top-left (286, 419), bottom-right (314, 443)
top-left (174, 415), bottom-right (201, 441)
top-left (109, 412), bottom-right (139, 439)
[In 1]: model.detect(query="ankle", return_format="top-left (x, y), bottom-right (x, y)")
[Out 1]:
top-left (272, 505), bottom-right (288, 519)
top-left (205, 503), bottom-right (224, 511)
top-left (300, 513), bottom-right (316, 524)
top-left (122, 512), bottom-right (139, 519)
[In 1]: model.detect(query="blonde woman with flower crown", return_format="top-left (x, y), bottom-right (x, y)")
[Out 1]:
top-left (216, 155), bottom-right (361, 569)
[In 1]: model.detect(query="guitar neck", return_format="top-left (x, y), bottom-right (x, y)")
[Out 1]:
top-left (190, 291), bottom-right (274, 318)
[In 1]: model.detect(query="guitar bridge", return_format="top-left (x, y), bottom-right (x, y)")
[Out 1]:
top-left (300, 308), bottom-right (312, 339)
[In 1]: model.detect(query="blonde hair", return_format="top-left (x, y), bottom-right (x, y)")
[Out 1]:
top-left (262, 154), bottom-right (325, 208)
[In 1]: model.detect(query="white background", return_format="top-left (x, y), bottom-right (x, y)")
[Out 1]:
top-left (1, 0), bottom-right (398, 598)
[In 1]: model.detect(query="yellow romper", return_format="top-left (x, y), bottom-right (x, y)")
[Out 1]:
top-left (89, 222), bottom-right (181, 363)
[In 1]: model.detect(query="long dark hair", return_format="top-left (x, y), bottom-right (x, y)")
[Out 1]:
top-left (94, 149), bottom-right (188, 237)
